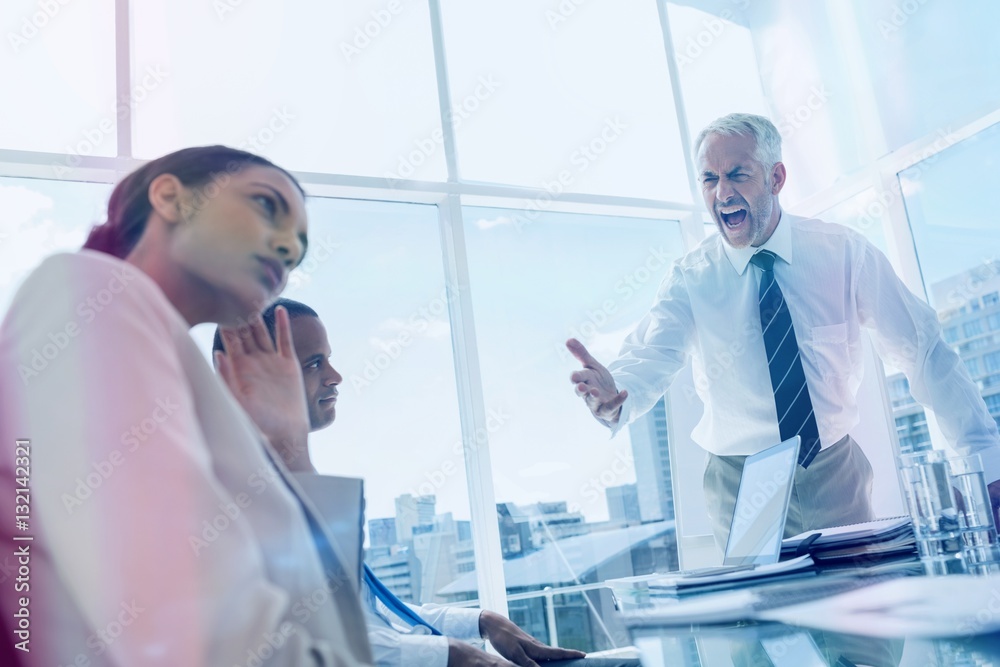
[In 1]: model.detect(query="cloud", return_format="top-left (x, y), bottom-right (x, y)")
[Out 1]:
top-left (517, 461), bottom-right (572, 478)
top-left (0, 185), bottom-right (88, 302)
top-left (367, 314), bottom-right (451, 349)
top-left (474, 216), bottom-right (514, 231)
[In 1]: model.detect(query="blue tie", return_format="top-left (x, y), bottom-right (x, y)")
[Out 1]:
top-left (750, 250), bottom-right (822, 468)
top-left (364, 563), bottom-right (442, 635)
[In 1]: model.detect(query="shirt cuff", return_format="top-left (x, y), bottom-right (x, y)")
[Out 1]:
top-left (436, 607), bottom-right (483, 639)
top-left (606, 377), bottom-right (633, 438)
top-left (394, 634), bottom-right (451, 667)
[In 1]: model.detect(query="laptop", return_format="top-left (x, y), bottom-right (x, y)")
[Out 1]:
top-left (676, 435), bottom-right (801, 579)
top-left (722, 435), bottom-right (802, 567)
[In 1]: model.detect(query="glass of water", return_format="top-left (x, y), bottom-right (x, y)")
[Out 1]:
top-left (899, 450), bottom-right (966, 575)
top-left (948, 453), bottom-right (1000, 575)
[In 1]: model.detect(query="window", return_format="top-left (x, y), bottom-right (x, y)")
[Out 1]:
top-left (0, 1), bottom-right (117, 155)
top-left (899, 122), bottom-right (1000, 460)
top-left (0, 177), bottom-right (113, 313)
top-left (456, 206), bottom-right (684, 651)
top-left (964, 320), bottom-right (984, 339)
top-left (1, 1), bottom-right (998, 653)
top-left (965, 358), bottom-right (981, 378)
top-left (985, 352), bottom-right (1000, 374)
top-left (131, 0), bottom-right (445, 179)
top-left (200, 198), bottom-right (479, 607)
top-left (439, 0), bottom-right (689, 202)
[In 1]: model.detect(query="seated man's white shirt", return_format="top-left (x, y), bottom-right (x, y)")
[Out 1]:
top-left (363, 580), bottom-right (482, 667)
top-left (608, 214), bottom-right (1000, 482)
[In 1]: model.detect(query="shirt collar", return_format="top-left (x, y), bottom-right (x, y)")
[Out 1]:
top-left (722, 210), bottom-right (793, 275)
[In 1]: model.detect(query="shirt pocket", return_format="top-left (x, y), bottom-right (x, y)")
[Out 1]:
top-left (805, 322), bottom-right (851, 381)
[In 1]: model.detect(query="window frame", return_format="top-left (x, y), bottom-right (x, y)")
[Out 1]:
top-left (2, 0), bottom-right (999, 629)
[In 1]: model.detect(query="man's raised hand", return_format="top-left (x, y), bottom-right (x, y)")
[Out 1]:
top-left (567, 338), bottom-right (628, 426)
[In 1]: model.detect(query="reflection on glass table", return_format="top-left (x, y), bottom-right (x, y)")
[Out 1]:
top-left (631, 622), bottom-right (1000, 667)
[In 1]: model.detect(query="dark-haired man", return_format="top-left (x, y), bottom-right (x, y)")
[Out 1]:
top-left (215, 300), bottom-right (635, 667)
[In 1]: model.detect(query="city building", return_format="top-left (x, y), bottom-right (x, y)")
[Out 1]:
top-left (887, 261), bottom-right (1000, 453)
top-left (605, 483), bottom-right (642, 526)
top-left (438, 522), bottom-right (677, 653)
top-left (627, 396), bottom-right (675, 523)
top-left (368, 517), bottom-right (397, 549)
top-left (394, 493), bottom-right (437, 542)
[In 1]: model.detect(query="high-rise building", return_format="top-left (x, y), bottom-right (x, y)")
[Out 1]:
top-left (605, 483), bottom-right (641, 525)
top-left (394, 493), bottom-right (437, 542)
top-left (367, 547), bottom-right (422, 603)
top-left (368, 517), bottom-right (397, 549)
top-left (887, 261), bottom-right (1000, 451)
top-left (627, 396), bottom-right (674, 523)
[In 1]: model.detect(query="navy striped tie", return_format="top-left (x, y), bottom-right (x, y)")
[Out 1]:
top-left (750, 250), bottom-right (822, 468)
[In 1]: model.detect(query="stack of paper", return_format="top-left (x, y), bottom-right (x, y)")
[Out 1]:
top-left (780, 516), bottom-right (916, 565)
top-left (646, 554), bottom-right (817, 597)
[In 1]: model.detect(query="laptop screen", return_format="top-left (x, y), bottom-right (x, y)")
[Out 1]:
top-left (723, 436), bottom-right (801, 567)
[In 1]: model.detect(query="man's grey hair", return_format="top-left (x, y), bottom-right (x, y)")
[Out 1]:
top-left (693, 113), bottom-right (783, 167)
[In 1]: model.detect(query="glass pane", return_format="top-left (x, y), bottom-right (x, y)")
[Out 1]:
top-left (195, 198), bottom-right (475, 605)
top-left (854, 0), bottom-right (1000, 152)
top-left (447, 206), bottom-right (685, 651)
top-left (744, 1), bottom-right (880, 205)
top-left (815, 188), bottom-right (889, 256)
top-left (439, 1), bottom-right (690, 202)
top-left (0, 177), bottom-right (113, 314)
top-left (891, 122), bottom-right (1000, 451)
top-left (0, 0), bottom-right (117, 156)
top-left (131, 0), bottom-right (445, 180)
top-left (666, 3), bottom-right (769, 141)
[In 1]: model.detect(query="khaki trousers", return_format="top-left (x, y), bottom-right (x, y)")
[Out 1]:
top-left (704, 435), bottom-right (876, 551)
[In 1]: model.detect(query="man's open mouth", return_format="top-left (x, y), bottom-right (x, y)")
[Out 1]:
top-left (719, 206), bottom-right (748, 228)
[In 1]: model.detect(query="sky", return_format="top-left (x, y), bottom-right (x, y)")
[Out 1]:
top-left (2, 0), bottom-right (998, 534)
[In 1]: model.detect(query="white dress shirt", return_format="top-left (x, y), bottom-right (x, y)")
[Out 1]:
top-left (0, 251), bottom-right (373, 666)
top-left (609, 213), bottom-right (1000, 482)
top-left (362, 580), bottom-right (482, 667)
